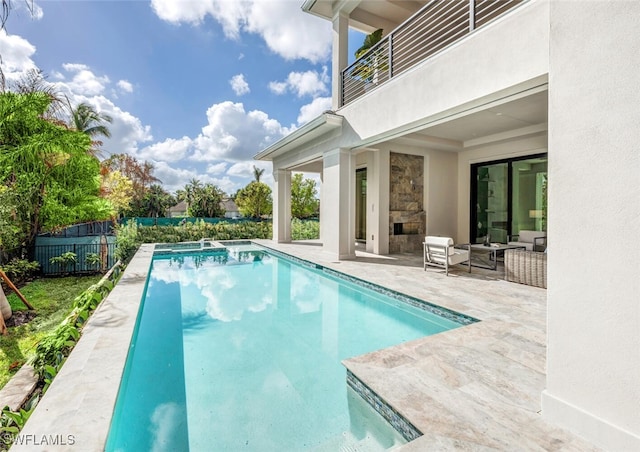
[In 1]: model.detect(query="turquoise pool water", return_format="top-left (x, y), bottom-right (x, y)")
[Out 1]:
top-left (106, 244), bottom-right (469, 451)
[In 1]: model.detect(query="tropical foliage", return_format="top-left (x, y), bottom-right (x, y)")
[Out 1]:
top-left (291, 218), bottom-right (319, 240)
top-left (188, 182), bottom-right (225, 218)
top-left (99, 169), bottom-right (134, 217)
top-left (291, 173), bottom-right (319, 219)
top-left (235, 182), bottom-right (272, 218)
top-left (69, 102), bottom-right (112, 157)
top-left (101, 154), bottom-right (167, 217)
top-left (353, 28), bottom-right (386, 83)
top-left (141, 184), bottom-right (175, 218)
top-left (0, 258), bottom-right (39, 288)
top-left (252, 165), bottom-right (265, 182)
top-left (0, 91), bottom-right (109, 255)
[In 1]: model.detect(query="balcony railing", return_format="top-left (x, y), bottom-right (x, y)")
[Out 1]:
top-left (341, 0), bottom-right (524, 106)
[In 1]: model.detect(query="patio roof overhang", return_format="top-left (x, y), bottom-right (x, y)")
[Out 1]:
top-left (253, 111), bottom-right (343, 161)
top-left (301, 0), bottom-right (428, 34)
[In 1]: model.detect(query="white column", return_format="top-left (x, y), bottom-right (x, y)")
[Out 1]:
top-left (332, 11), bottom-right (349, 110)
top-left (322, 148), bottom-right (356, 260)
top-left (319, 169), bottom-right (325, 244)
top-left (365, 149), bottom-right (390, 255)
top-left (272, 169), bottom-right (291, 243)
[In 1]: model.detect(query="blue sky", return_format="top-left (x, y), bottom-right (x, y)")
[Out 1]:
top-left (0, 0), bottom-right (365, 195)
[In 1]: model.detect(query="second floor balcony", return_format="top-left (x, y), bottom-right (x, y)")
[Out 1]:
top-left (339, 0), bottom-right (525, 107)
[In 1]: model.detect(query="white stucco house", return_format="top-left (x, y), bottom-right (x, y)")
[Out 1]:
top-left (255, 0), bottom-right (639, 450)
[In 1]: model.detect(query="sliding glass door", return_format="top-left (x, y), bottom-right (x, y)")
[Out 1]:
top-left (471, 154), bottom-right (547, 244)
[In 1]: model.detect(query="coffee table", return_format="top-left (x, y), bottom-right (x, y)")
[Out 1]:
top-left (467, 243), bottom-right (527, 270)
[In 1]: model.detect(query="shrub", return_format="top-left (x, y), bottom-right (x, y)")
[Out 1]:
top-left (0, 259), bottom-right (40, 287)
top-left (291, 218), bottom-right (319, 240)
top-left (114, 219), bottom-right (140, 263)
top-left (115, 219), bottom-right (322, 258)
top-left (49, 252), bottom-right (77, 274)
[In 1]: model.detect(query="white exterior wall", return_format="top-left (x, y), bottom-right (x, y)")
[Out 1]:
top-left (338, 0), bottom-right (549, 144)
top-left (456, 133), bottom-right (548, 243)
top-left (542, 2), bottom-right (640, 450)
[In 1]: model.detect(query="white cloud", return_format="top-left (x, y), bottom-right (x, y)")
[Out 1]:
top-left (269, 67), bottom-right (328, 98)
top-left (229, 74), bottom-right (249, 96)
top-left (267, 81), bottom-right (287, 95)
top-left (150, 0), bottom-right (246, 36)
top-left (150, 0), bottom-right (331, 63)
top-left (244, 1), bottom-right (330, 62)
top-left (138, 136), bottom-right (192, 162)
top-left (191, 101), bottom-right (290, 162)
top-left (152, 161), bottom-right (239, 195)
top-left (152, 161), bottom-right (200, 191)
top-left (206, 162), bottom-right (228, 175)
top-left (227, 161), bottom-right (271, 180)
top-left (117, 79), bottom-right (134, 93)
top-left (0, 30), bottom-right (37, 80)
top-left (297, 96), bottom-right (332, 125)
top-left (51, 70), bottom-right (65, 80)
top-left (61, 63), bottom-right (110, 96)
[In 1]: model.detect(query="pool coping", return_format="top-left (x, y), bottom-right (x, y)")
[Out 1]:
top-left (11, 244), bottom-right (154, 451)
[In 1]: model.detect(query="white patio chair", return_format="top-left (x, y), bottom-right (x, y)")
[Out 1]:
top-left (423, 236), bottom-right (471, 276)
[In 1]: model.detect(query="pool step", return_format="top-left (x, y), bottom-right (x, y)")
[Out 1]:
top-left (154, 239), bottom-right (227, 255)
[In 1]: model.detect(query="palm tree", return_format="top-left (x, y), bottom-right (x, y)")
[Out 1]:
top-left (253, 166), bottom-right (265, 183)
top-left (183, 179), bottom-right (203, 216)
top-left (143, 184), bottom-right (173, 218)
top-left (70, 102), bottom-right (113, 157)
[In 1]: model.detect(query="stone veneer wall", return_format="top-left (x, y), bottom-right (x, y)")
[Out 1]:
top-left (389, 152), bottom-right (425, 253)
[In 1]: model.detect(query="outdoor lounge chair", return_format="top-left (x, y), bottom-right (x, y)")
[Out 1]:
top-left (423, 236), bottom-right (471, 276)
top-left (508, 230), bottom-right (547, 252)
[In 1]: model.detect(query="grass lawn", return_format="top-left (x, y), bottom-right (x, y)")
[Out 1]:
top-left (0, 275), bottom-right (101, 389)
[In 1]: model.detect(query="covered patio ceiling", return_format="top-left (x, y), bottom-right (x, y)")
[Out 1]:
top-left (370, 89), bottom-right (548, 152)
top-left (302, 0), bottom-right (429, 34)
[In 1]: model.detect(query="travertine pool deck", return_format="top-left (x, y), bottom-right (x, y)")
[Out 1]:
top-left (14, 240), bottom-right (598, 450)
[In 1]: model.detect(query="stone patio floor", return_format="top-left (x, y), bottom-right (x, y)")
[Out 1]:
top-left (14, 240), bottom-right (600, 451)
top-left (255, 241), bottom-right (599, 451)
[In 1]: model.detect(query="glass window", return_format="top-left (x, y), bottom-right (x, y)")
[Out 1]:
top-left (471, 154), bottom-right (547, 243)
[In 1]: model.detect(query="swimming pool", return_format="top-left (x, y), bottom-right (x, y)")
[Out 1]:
top-left (106, 243), bottom-right (474, 451)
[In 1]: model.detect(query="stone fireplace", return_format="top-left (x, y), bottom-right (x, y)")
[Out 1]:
top-left (389, 152), bottom-right (425, 253)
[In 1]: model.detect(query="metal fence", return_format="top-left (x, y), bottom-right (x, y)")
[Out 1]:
top-left (38, 220), bottom-right (115, 238)
top-left (34, 242), bottom-right (117, 276)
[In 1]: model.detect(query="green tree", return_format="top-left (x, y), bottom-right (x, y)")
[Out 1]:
top-left (190, 183), bottom-right (225, 218)
top-left (100, 170), bottom-right (133, 217)
top-left (69, 102), bottom-right (112, 157)
top-left (235, 181), bottom-right (272, 218)
top-left (101, 154), bottom-right (161, 216)
top-left (142, 184), bottom-right (174, 218)
top-left (0, 92), bottom-right (107, 248)
top-left (180, 178), bottom-right (203, 215)
top-left (0, 185), bottom-right (21, 260)
top-left (291, 173), bottom-right (318, 219)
